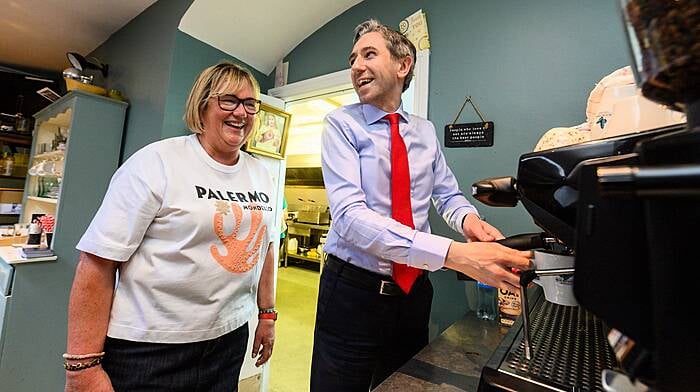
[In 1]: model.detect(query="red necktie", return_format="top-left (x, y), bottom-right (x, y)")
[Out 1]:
top-left (385, 113), bottom-right (423, 294)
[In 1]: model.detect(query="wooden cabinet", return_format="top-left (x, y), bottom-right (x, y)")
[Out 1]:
top-left (0, 131), bottom-right (31, 225)
top-left (0, 132), bottom-right (31, 181)
top-left (21, 90), bottom-right (127, 249)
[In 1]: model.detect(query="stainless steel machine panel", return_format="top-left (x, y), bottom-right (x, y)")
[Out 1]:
top-left (500, 300), bottom-right (617, 391)
top-left (480, 292), bottom-right (619, 392)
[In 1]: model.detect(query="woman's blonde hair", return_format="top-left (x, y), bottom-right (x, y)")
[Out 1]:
top-left (183, 61), bottom-right (261, 134)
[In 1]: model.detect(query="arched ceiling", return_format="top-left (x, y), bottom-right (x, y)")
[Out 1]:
top-left (178, 0), bottom-right (363, 75)
top-left (0, 0), bottom-right (158, 71)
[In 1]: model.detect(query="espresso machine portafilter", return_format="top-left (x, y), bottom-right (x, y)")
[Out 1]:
top-left (470, 182), bottom-right (578, 361)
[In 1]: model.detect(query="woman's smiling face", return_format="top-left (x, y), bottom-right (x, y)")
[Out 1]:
top-left (200, 81), bottom-right (256, 155)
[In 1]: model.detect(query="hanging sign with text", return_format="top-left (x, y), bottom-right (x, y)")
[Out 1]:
top-left (444, 121), bottom-right (494, 148)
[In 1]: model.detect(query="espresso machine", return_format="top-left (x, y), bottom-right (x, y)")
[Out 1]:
top-left (472, 124), bottom-right (682, 392)
top-left (474, 1), bottom-right (699, 391)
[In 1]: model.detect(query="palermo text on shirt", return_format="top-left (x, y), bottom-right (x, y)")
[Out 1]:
top-left (194, 185), bottom-right (271, 203)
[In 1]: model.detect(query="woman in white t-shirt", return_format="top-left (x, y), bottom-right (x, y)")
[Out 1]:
top-left (64, 62), bottom-right (277, 392)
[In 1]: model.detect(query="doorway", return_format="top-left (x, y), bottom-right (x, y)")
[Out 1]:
top-left (268, 88), bottom-right (357, 392)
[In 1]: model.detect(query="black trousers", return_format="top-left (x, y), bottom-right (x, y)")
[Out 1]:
top-left (310, 256), bottom-right (433, 391)
top-left (103, 323), bottom-right (248, 392)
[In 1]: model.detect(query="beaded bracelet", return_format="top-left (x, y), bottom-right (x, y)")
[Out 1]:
top-left (63, 356), bottom-right (103, 372)
top-left (62, 351), bottom-right (105, 360)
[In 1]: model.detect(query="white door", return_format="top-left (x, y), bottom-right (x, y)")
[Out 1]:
top-left (238, 94), bottom-right (286, 392)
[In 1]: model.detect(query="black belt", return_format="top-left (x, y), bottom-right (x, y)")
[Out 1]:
top-left (324, 254), bottom-right (426, 296)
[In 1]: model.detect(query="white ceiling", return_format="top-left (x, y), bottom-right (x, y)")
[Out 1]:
top-left (1, 0), bottom-right (362, 75)
top-left (0, 0), bottom-right (158, 71)
top-left (179, 0), bottom-right (363, 75)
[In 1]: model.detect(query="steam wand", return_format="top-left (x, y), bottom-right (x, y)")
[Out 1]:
top-left (519, 267), bottom-right (576, 360)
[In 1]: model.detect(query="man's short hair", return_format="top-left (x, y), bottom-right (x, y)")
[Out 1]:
top-left (353, 19), bottom-right (416, 92)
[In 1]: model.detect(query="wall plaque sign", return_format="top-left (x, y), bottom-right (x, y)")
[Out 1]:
top-left (445, 95), bottom-right (494, 148)
top-left (445, 121), bottom-right (494, 147)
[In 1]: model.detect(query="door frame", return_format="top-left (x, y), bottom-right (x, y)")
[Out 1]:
top-left (268, 50), bottom-right (430, 117)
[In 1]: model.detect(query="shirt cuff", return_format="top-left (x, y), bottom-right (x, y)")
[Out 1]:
top-left (408, 232), bottom-right (453, 272)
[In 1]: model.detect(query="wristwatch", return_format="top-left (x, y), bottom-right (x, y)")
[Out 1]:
top-left (258, 307), bottom-right (278, 321)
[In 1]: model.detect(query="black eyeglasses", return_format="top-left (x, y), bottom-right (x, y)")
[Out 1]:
top-left (215, 94), bottom-right (261, 114)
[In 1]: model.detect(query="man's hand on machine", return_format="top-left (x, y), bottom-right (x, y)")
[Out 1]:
top-left (462, 213), bottom-right (504, 242)
top-left (444, 241), bottom-right (532, 290)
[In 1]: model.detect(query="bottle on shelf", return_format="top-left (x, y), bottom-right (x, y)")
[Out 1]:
top-left (476, 282), bottom-right (498, 320)
top-left (287, 237), bottom-right (298, 254)
top-left (2, 152), bottom-right (14, 176)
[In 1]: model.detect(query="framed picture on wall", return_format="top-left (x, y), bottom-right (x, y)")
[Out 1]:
top-left (245, 104), bottom-right (291, 160)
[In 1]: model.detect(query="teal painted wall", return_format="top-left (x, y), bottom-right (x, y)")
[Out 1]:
top-left (89, 0), bottom-right (193, 161)
top-left (161, 31), bottom-right (274, 139)
top-left (284, 0), bottom-right (630, 336)
top-left (89, 0), bottom-right (273, 159)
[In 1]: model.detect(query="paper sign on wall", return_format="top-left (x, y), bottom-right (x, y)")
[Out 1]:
top-left (400, 9), bottom-right (430, 51)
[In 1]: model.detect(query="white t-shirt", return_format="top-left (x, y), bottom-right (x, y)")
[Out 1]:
top-left (77, 134), bottom-right (276, 343)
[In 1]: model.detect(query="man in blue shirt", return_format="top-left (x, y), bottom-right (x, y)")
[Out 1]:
top-left (311, 19), bottom-right (532, 391)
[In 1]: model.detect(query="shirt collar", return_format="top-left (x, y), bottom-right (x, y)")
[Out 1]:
top-left (362, 103), bottom-right (409, 126)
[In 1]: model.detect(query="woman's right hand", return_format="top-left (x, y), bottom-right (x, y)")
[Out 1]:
top-left (65, 366), bottom-right (115, 392)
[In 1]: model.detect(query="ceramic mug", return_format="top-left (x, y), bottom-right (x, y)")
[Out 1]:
top-left (27, 223), bottom-right (42, 245)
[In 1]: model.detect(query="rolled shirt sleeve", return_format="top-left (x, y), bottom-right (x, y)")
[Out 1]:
top-left (76, 147), bottom-right (164, 262)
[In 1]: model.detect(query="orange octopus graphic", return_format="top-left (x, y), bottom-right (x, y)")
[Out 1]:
top-left (210, 201), bottom-right (267, 273)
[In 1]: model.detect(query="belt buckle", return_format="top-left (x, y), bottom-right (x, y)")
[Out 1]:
top-left (379, 280), bottom-right (394, 296)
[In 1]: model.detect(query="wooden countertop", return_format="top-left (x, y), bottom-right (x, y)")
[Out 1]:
top-left (0, 235), bottom-right (28, 246)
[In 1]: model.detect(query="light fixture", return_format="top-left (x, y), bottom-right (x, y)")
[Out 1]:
top-left (62, 67), bottom-right (93, 84)
top-left (66, 52), bottom-right (108, 78)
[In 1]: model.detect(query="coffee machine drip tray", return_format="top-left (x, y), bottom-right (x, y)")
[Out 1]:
top-left (481, 293), bottom-right (619, 391)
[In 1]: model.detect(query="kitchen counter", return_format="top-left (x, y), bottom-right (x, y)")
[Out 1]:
top-left (374, 312), bottom-right (510, 391)
top-left (286, 220), bottom-right (330, 231)
top-left (283, 220), bottom-right (330, 267)
top-left (0, 245), bottom-right (57, 264)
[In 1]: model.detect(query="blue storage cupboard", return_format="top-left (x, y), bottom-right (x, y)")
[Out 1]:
top-left (0, 90), bottom-right (127, 391)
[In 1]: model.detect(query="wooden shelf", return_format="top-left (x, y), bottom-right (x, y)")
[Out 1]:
top-left (33, 150), bottom-right (65, 160)
top-left (0, 133), bottom-right (32, 147)
top-left (0, 235), bottom-right (28, 246)
top-left (27, 196), bottom-right (58, 204)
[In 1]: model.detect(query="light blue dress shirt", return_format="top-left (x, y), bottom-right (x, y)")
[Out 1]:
top-left (321, 103), bottom-right (479, 276)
